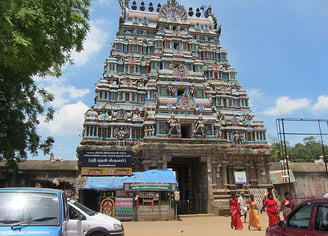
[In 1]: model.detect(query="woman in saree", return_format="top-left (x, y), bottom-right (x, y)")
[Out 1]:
top-left (248, 194), bottom-right (262, 230)
top-left (261, 193), bottom-right (280, 226)
top-left (229, 192), bottom-right (243, 230)
top-left (280, 192), bottom-right (295, 220)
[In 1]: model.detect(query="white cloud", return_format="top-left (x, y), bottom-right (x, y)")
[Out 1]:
top-left (243, 88), bottom-right (264, 112)
top-left (40, 101), bottom-right (89, 136)
top-left (70, 20), bottom-right (110, 66)
top-left (262, 96), bottom-right (311, 116)
top-left (36, 78), bottom-right (90, 137)
top-left (247, 88), bottom-right (263, 99)
top-left (97, 0), bottom-right (115, 6)
top-left (34, 73), bottom-right (91, 109)
top-left (312, 95), bottom-right (328, 114)
top-left (45, 82), bottom-right (90, 108)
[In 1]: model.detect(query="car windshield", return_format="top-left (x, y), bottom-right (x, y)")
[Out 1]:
top-left (0, 192), bottom-right (60, 226)
top-left (71, 201), bottom-right (96, 216)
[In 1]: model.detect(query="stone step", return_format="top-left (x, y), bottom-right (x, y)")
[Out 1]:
top-left (213, 194), bottom-right (231, 199)
top-left (178, 213), bottom-right (216, 219)
top-left (212, 188), bottom-right (250, 193)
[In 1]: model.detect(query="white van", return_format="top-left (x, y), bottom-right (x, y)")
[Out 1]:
top-left (67, 200), bottom-right (124, 236)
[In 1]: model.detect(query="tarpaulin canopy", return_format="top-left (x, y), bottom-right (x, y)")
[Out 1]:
top-left (84, 169), bottom-right (178, 191)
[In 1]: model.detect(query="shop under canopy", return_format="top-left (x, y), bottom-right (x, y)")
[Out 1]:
top-left (84, 169), bottom-right (178, 191)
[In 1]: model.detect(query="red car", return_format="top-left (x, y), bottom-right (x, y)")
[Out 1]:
top-left (266, 198), bottom-right (328, 236)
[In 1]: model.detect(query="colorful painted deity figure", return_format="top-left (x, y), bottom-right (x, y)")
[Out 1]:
top-left (115, 127), bottom-right (128, 146)
top-left (233, 131), bottom-right (244, 144)
top-left (168, 84), bottom-right (175, 97)
top-left (167, 115), bottom-right (180, 137)
top-left (194, 116), bottom-right (205, 138)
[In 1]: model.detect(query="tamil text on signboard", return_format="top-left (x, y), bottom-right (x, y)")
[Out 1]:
top-left (81, 151), bottom-right (132, 176)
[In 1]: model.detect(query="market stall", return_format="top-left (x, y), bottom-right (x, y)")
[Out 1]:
top-left (82, 169), bottom-right (178, 221)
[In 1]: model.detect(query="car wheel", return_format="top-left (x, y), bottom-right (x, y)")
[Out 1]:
top-left (90, 232), bottom-right (106, 236)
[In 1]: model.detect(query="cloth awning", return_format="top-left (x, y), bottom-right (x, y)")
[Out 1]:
top-left (84, 169), bottom-right (178, 191)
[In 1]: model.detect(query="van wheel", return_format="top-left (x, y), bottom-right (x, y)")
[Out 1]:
top-left (90, 232), bottom-right (106, 236)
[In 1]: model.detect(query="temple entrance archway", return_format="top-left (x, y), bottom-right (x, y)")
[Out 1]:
top-left (168, 155), bottom-right (208, 214)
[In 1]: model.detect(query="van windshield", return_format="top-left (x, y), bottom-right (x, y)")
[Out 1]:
top-left (0, 192), bottom-right (60, 226)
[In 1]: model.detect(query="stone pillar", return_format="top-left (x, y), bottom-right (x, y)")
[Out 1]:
top-left (264, 163), bottom-right (271, 184)
top-left (105, 127), bottom-right (108, 138)
top-left (207, 158), bottom-right (213, 187)
top-left (162, 153), bottom-right (168, 169)
top-left (221, 164), bottom-right (228, 187)
top-left (249, 166), bottom-right (257, 187)
top-left (110, 127), bottom-right (113, 138)
top-left (254, 163), bottom-right (260, 184)
top-left (207, 158), bottom-right (214, 207)
top-left (212, 164), bottom-right (217, 187)
top-left (228, 165), bottom-right (234, 185)
top-left (215, 164), bottom-right (223, 188)
top-left (245, 164), bottom-right (251, 186)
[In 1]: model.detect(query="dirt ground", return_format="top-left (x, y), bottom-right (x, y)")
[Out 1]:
top-left (123, 214), bottom-right (269, 236)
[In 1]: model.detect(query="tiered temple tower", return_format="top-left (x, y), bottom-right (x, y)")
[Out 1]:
top-left (77, 0), bottom-right (271, 214)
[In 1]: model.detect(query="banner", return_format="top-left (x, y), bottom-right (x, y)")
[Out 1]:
top-left (123, 182), bottom-right (177, 191)
top-left (81, 167), bottom-right (132, 176)
top-left (115, 197), bottom-right (134, 220)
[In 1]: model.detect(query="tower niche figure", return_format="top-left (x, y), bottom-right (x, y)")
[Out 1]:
top-left (194, 116), bottom-right (205, 138)
top-left (167, 114), bottom-right (181, 137)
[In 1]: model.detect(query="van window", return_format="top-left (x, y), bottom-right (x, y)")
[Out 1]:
top-left (0, 192), bottom-right (59, 226)
top-left (69, 206), bottom-right (83, 220)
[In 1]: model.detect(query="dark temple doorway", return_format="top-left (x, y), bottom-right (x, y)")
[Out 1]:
top-left (181, 123), bottom-right (192, 138)
top-left (168, 156), bottom-right (208, 214)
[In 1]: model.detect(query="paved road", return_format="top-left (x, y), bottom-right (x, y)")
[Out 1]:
top-left (124, 214), bottom-right (269, 236)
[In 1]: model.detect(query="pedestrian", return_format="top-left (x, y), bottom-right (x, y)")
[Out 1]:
top-left (229, 192), bottom-right (243, 230)
top-left (280, 192), bottom-right (294, 220)
top-left (262, 187), bottom-right (273, 206)
top-left (261, 193), bottom-right (280, 226)
top-left (248, 194), bottom-right (261, 231)
top-left (238, 191), bottom-right (248, 223)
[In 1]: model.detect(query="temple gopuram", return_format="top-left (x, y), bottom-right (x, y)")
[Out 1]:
top-left (77, 0), bottom-right (271, 215)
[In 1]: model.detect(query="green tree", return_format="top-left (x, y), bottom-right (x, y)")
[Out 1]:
top-left (0, 0), bottom-right (90, 163)
top-left (270, 141), bottom-right (293, 162)
top-left (303, 136), bottom-right (317, 146)
top-left (270, 142), bottom-right (285, 162)
top-left (289, 137), bottom-right (324, 162)
top-left (271, 136), bottom-right (327, 162)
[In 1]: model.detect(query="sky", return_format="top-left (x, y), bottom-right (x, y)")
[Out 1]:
top-left (35, 0), bottom-right (328, 160)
